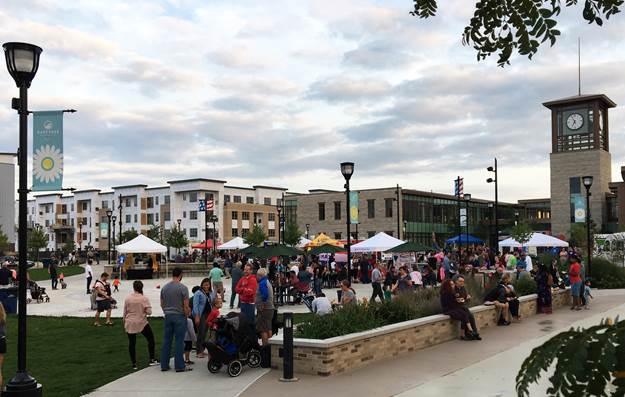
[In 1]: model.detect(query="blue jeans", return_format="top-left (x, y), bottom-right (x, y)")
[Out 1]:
top-left (160, 314), bottom-right (187, 370)
top-left (240, 303), bottom-right (255, 326)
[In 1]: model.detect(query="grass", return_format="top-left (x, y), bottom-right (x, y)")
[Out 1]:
top-left (4, 316), bottom-right (164, 397)
top-left (27, 266), bottom-right (84, 282)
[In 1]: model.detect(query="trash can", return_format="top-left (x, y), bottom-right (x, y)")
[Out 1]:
top-left (0, 287), bottom-right (18, 314)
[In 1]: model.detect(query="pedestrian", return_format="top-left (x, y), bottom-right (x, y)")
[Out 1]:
top-left (229, 260), bottom-right (243, 309)
top-left (209, 263), bottom-right (225, 301)
top-left (85, 259), bottom-right (93, 294)
top-left (183, 316), bottom-right (196, 366)
top-left (123, 280), bottom-right (158, 370)
top-left (535, 263), bottom-right (553, 314)
top-left (0, 263), bottom-right (12, 287)
top-left (393, 266), bottom-right (413, 294)
top-left (113, 276), bottom-right (120, 292)
top-left (256, 268), bottom-right (274, 368)
top-left (583, 280), bottom-right (594, 309)
top-left (568, 256), bottom-right (583, 311)
top-left (49, 261), bottom-right (58, 290)
top-left (409, 264), bottom-right (423, 289)
top-left (160, 267), bottom-right (192, 372)
top-left (192, 278), bottom-right (214, 358)
top-left (0, 303), bottom-right (5, 387)
top-left (370, 262), bottom-right (384, 303)
top-left (235, 264), bottom-right (258, 325)
top-left (93, 272), bottom-right (114, 327)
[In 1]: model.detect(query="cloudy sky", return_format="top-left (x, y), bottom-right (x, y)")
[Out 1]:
top-left (1, 0), bottom-right (624, 203)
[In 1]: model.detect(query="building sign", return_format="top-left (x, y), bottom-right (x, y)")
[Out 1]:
top-left (100, 222), bottom-right (109, 239)
top-left (459, 208), bottom-right (467, 227)
top-left (349, 191), bottom-right (359, 224)
top-left (32, 111), bottom-right (64, 191)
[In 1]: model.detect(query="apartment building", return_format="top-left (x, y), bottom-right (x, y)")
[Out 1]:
top-left (22, 178), bottom-right (286, 252)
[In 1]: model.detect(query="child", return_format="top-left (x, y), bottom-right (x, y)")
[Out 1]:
top-left (184, 316), bottom-right (196, 366)
top-left (113, 277), bottom-right (120, 292)
top-left (59, 273), bottom-right (67, 289)
top-left (583, 280), bottom-right (594, 310)
top-left (205, 297), bottom-right (223, 343)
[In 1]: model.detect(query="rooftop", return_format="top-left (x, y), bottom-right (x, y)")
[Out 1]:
top-left (166, 178), bottom-right (227, 185)
top-left (111, 184), bottom-right (148, 190)
top-left (542, 93), bottom-right (617, 109)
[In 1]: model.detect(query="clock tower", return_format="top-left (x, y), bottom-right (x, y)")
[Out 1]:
top-left (544, 94), bottom-right (616, 238)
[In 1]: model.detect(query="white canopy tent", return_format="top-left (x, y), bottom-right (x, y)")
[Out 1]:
top-left (351, 232), bottom-right (405, 253)
top-left (217, 237), bottom-right (249, 250)
top-left (116, 234), bottom-right (167, 254)
top-left (297, 237), bottom-right (312, 248)
top-left (498, 233), bottom-right (569, 248)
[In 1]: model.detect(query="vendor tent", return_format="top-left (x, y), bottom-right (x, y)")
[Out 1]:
top-left (241, 244), bottom-right (302, 259)
top-left (217, 237), bottom-right (249, 250)
top-left (305, 233), bottom-right (343, 248)
top-left (117, 234), bottom-right (167, 254)
top-left (385, 241), bottom-right (431, 253)
top-left (297, 237), bottom-right (312, 248)
top-left (351, 232), bottom-right (405, 253)
top-left (445, 234), bottom-right (484, 245)
top-left (191, 240), bottom-right (218, 250)
top-left (498, 233), bottom-right (568, 248)
top-left (309, 244), bottom-right (345, 255)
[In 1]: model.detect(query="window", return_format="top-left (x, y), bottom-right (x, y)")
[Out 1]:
top-left (242, 212), bottom-right (250, 220)
top-left (367, 231), bottom-right (375, 238)
top-left (102, 201), bottom-right (108, 209)
top-left (61, 204), bottom-right (67, 214)
top-left (71, 219), bottom-right (74, 226)
top-left (45, 220), bottom-right (49, 227)
top-left (234, 195), bottom-right (241, 203)
top-left (268, 229), bottom-right (276, 237)
top-left (231, 211), bottom-right (238, 220)
top-left (190, 228), bottom-right (198, 238)
top-left (385, 198), bottom-right (394, 218)
top-left (45, 206), bottom-right (50, 213)
top-left (334, 232), bottom-right (342, 240)
top-left (268, 213), bottom-right (275, 221)
top-left (125, 199), bottom-right (131, 207)
top-left (246, 197), bottom-right (254, 204)
top-left (155, 196), bottom-right (159, 206)
top-left (190, 211), bottom-right (198, 220)
top-left (146, 197), bottom-right (154, 208)
top-left (82, 202), bottom-right (88, 211)
top-left (70, 204), bottom-right (74, 212)
top-left (334, 201), bottom-right (341, 220)
top-left (183, 211), bottom-right (187, 219)
top-left (134, 214), bottom-right (138, 223)
top-left (224, 195), bottom-right (231, 203)
top-left (82, 232), bottom-right (88, 241)
top-left (232, 228), bottom-right (239, 237)
top-left (254, 212), bottom-right (263, 224)
top-left (242, 228), bottom-right (249, 238)
top-left (264, 197), bottom-right (271, 205)
top-left (318, 203), bottom-right (326, 221)
top-left (367, 199), bottom-right (375, 218)
top-left (155, 213), bottom-right (159, 222)
top-left (164, 211), bottom-right (171, 221)
top-left (125, 215), bottom-right (131, 223)
top-left (182, 193), bottom-right (187, 201)
top-left (134, 198), bottom-right (137, 207)
top-left (189, 192), bottom-right (198, 202)
top-left (164, 195), bottom-right (170, 204)
top-left (147, 214), bottom-right (154, 224)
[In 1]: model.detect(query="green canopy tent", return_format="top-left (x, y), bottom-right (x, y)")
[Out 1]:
top-left (239, 245), bottom-right (261, 256)
top-left (309, 244), bottom-right (345, 255)
top-left (385, 241), bottom-right (432, 253)
top-left (241, 244), bottom-right (303, 259)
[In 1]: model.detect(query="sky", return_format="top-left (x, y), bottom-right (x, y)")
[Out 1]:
top-left (1, 0), bottom-right (625, 204)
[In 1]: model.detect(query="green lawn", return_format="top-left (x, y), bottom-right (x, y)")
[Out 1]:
top-left (27, 265), bottom-right (84, 282)
top-left (4, 316), bottom-right (164, 397)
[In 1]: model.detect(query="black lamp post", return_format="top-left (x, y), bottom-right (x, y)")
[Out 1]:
top-left (582, 175), bottom-right (594, 278)
top-left (78, 220), bottom-right (84, 251)
top-left (106, 209), bottom-right (113, 264)
top-left (117, 194), bottom-right (123, 244)
top-left (395, 184), bottom-right (401, 238)
top-left (276, 204), bottom-right (282, 244)
top-left (464, 194), bottom-right (471, 252)
top-left (514, 210), bottom-right (519, 226)
top-left (209, 214), bottom-right (218, 254)
top-left (403, 220), bottom-right (407, 240)
top-left (487, 158), bottom-right (499, 251)
top-left (176, 219), bottom-right (182, 254)
top-left (3, 41), bottom-right (43, 397)
top-left (487, 202), bottom-right (494, 250)
top-left (305, 223), bottom-right (310, 240)
top-left (111, 215), bottom-right (117, 261)
top-left (341, 162), bottom-right (354, 281)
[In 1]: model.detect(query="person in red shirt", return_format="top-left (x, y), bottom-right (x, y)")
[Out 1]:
top-left (568, 256), bottom-right (583, 311)
top-left (235, 264), bottom-right (258, 325)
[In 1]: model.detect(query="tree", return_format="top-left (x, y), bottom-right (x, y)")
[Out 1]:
top-left (165, 227), bottom-right (188, 254)
top-left (411, 0), bottom-right (623, 66)
top-left (63, 238), bottom-right (76, 254)
top-left (511, 221), bottom-right (533, 246)
top-left (283, 221), bottom-right (303, 247)
top-left (569, 221), bottom-right (597, 252)
top-left (245, 224), bottom-right (267, 247)
top-left (27, 227), bottom-right (48, 261)
top-left (117, 229), bottom-right (139, 245)
top-left (147, 224), bottom-right (163, 243)
top-left (0, 226), bottom-right (9, 255)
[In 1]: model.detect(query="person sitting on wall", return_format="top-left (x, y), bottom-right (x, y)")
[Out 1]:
top-left (440, 278), bottom-right (481, 341)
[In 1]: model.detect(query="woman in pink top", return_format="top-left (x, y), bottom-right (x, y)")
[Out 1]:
top-left (123, 280), bottom-right (158, 370)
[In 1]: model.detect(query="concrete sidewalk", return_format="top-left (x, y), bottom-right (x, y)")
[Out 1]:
top-left (243, 289), bottom-right (625, 397)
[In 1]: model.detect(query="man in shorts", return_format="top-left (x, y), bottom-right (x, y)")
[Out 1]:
top-left (93, 272), bottom-right (113, 326)
top-left (209, 263), bottom-right (225, 301)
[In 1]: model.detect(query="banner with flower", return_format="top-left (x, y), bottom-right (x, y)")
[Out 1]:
top-left (32, 111), bottom-right (64, 191)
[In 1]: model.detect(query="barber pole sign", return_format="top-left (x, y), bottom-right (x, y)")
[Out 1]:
top-left (454, 177), bottom-right (464, 197)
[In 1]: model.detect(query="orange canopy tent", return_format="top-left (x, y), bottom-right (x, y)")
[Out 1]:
top-left (191, 240), bottom-right (219, 249)
top-left (305, 233), bottom-right (343, 249)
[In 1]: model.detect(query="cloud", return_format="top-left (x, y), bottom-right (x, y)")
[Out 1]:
top-left (207, 47), bottom-right (269, 69)
top-left (306, 76), bottom-right (392, 102)
top-left (342, 40), bottom-right (415, 69)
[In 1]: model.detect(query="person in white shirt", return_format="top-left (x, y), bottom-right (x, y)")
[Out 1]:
top-left (311, 292), bottom-right (332, 316)
top-left (290, 264), bottom-right (299, 275)
top-left (85, 260), bottom-right (93, 294)
top-left (525, 254), bottom-right (533, 273)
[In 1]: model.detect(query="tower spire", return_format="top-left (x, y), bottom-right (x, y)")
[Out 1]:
top-left (578, 37), bottom-right (581, 96)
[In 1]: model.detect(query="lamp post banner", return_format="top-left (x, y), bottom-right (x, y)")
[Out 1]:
top-left (100, 222), bottom-right (109, 239)
top-left (32, 111), bottom-right (64, 191)
top-left (572, 195), bottom-right (586, 223)
top-left (349, 191), bottom-right (359, 224)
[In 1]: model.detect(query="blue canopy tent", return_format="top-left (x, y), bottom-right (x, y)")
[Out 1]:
top-left (445, 234), bottom-right (484, 245)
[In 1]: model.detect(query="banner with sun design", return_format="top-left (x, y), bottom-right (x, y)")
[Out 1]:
top-left (32, 111), bottom-right (64, 191)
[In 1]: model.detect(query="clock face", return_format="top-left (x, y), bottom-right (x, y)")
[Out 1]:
top-left (566, 113), bottom-right (584, 130)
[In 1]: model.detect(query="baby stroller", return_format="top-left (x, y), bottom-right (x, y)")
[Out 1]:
top-left (205, 312), bottom-right (261, 377)
top-left (27, 281), bottom-right (50, 303)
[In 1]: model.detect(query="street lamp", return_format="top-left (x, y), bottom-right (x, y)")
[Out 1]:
top-left (488, 202), bottom-right (494, 250)
top-left (340, 162), bottom-right (354, 281)
top-left (3, 41), bottom-right (43, 396)
top-left (276, 204), bottom-right (282, 244)
top-left (106, 209), bottom-right (113, 264)
top-left (514, 210), bottom-right (519, 226)
top-left (305, 224), bottom-right (310, 240)
top-left (176, 219), bottom-right (182, 255)
top-left (395, 184), bottom-right (401, 239)
top-left (117, 194), bottom-right (123, 244)
top-left (582, 175), bottom-right (594, 277)
top-left (464, 194), bottom-right (471, 252)
top-left (78, 220), bottom-right (84, 251)
top-left (111, 215), bottom-right (117, 262)
top-left (403, 220), bottom-right (407, 240)
top-left (209, 214), bottom-right (218, 255)
top-left (487, 158), bottom-right (499, 252)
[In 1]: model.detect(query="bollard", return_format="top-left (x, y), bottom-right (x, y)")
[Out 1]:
top-left (279, 312), bottom-right (298, 382)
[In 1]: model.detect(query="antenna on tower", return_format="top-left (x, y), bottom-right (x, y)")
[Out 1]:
top-left (578, 37), bottom-right (581, 96)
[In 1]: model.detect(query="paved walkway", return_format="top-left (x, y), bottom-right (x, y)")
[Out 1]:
top-left (243, 289), bottom-right (625, 397)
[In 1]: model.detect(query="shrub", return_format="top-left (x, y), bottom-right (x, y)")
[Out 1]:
top-left (513, 273), bottom-right (537, 296)
top-left (295, 304), bottom-right (383, 339)
top-left (591, 257), bottom-right (625, 289)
